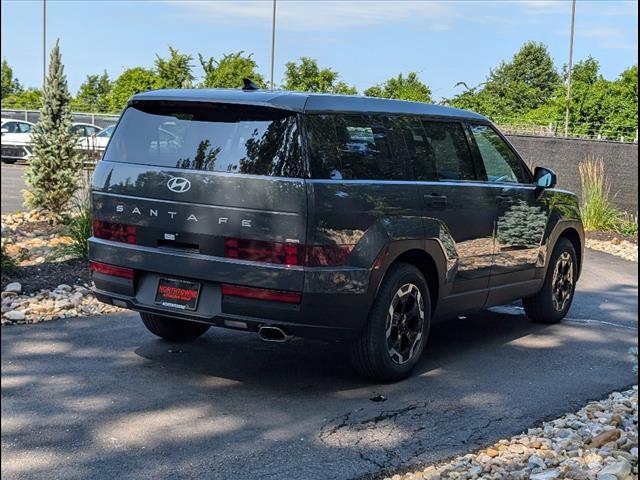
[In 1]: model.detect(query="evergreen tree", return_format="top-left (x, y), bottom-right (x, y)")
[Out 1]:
top-left (24, 40), bottom-right (82, 220)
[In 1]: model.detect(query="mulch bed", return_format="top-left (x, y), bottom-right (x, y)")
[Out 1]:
top-left (586, 230), bottom-right (638, 245)
top-left (1, 258), bottom-right (91, 295)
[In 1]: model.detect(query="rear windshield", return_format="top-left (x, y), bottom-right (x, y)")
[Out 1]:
top-left (103, 101), bottom-right (303, 177)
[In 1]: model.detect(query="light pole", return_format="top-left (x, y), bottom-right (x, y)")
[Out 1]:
top-left (42, 0), bottom-right (46, 87)
top-left (564, 0), bottom-right (576, 138)
top-left (270, 0), bottom-right (276, 90)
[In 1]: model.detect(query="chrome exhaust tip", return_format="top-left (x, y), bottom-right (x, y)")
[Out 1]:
top-left (258, 325), bottom-right (289, 343)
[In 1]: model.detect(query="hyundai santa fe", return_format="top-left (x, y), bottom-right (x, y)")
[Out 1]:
top-left (90, 85), bottom-right (584, 381)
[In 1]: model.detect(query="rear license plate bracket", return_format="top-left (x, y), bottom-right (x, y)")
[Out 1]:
top-left (154, 278), bottom-right (201, 311)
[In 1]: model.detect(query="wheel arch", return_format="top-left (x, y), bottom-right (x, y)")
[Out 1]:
top-left (370, 240), bottom-right (448, 315)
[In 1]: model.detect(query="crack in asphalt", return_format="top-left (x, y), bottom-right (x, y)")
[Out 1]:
top-left (318, 401), bottom-right (527, 475)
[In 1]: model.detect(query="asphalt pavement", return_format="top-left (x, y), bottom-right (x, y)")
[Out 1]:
top-left (1, 163), bottom-right (27, 215)
top-left (1, 251), bottom-right (638, 480)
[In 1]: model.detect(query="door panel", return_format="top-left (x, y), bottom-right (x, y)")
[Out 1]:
top-left (492, 185), bottom-right (549, 283)
top-left (466, 123), bottom-right (551, 289)
top-left (420, 182), bottom-right (496, 294)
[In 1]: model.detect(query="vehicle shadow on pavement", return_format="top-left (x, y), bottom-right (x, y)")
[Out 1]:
top-left (1, 280), bottom-right (637, 480)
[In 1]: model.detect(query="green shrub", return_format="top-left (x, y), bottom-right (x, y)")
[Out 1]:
top-left (616, 217), bottom-right (638, 237)
top-left (1, 242), bottom-right (17, 272)
top-left (578, 157), bottom-right (622, 232)
top-left (53, 172), bottom-right (92, 259)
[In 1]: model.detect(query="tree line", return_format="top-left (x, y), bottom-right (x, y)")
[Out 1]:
top-left (1, 42), bottom-right (637, 139)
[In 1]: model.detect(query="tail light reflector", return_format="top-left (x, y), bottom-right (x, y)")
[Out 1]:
top-left (93, 220), bottom-right (136, 244)
top-left (224, 238), bottom-right (354, 267)
top-left (90, 261), bottom-right (134, 279)
top-left (221, 284), bottom-right (301, 304)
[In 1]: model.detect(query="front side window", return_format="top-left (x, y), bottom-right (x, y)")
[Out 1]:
top-left (470, 124), bottom-right (529, 184)
top-left (17, 122), bottom-right (32, 133)
top-left (104, 102), bottom-right (303, 177)
top-left (421, 121), bottom-right (477, 181)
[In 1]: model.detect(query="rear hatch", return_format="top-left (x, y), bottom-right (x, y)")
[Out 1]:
top-left (91, 100), bottom-right (307, 293)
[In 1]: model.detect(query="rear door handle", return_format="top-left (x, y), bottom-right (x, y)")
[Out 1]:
top-left (425, 193), bottom-right (448, 208)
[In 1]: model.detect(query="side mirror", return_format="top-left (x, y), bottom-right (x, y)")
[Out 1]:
top-left (0, 128), bottom-right (8, 134)
top-left (534, 166), bottom-right (557, 189)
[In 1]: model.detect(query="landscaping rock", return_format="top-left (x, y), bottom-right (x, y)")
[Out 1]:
top-left (384, 386), bottom-right (638, 480)
top-left (4, 282), bottom-right (22, 294)
top-left (3, 310), bottom-right (26, 321)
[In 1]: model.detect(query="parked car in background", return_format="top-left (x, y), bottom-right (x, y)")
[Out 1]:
top-left (90, 88), bottom-right (584, 381)
top-left (77, 125), bottom-right (115, 151)
top-left (71, 122), bottom-right (102, 139)
top-left (1, 118), bottom-right (35, 163)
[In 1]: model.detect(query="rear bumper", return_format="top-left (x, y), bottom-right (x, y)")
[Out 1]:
top-left (89, 238), bottom-right (373, 340)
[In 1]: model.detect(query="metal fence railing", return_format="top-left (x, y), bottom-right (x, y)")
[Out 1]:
top-left (1, 109), bottom-right (119, 129)
top-left (496, 120), bottom-right (639, 143)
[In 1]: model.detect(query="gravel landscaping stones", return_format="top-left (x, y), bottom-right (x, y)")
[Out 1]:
top-left (1, 281), bottom-right (124, 325)
top-left (586, 238), bottom-right (637, 263)
top-left (2, 211), bottom-right (124, 324)
top-left (383, 386), bottom-right (638, 480)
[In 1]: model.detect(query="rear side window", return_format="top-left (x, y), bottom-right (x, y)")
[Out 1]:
top-left (421, 121), bottom-right (477, 181)
top-left (104, 102), bottom-right (303, 177)
top-left (307, 114), bottom-right (408, 180)
top-left (307, 114), bottom-right (476, 182)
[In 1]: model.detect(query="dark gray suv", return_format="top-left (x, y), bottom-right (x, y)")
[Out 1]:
top-left (90, 87), bottom-right (584, 381)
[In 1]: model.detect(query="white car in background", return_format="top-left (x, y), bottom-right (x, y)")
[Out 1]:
top-left (71, 122), bottom-right (102, 141)
top-left (1, 118), bottom-right (35, 163)
top-left (76, 125), bottom-right (115, 151)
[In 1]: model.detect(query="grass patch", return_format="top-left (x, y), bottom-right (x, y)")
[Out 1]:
top-left (578, 157), bottom-right (623, 232)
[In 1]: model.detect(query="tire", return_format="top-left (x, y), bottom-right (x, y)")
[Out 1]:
top-left (1, 158), bottom-right (17, 164)
top-left (523, 238), bottom-right (578, 324)
top-left (350, 262), bottom-right (431, 382)
top-left (140, 312), bottom-right (210, 342)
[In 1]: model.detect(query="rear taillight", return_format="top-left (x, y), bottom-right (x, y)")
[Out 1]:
top-left (225, 238), bottom-right (302, 265)
top-left (93, 220), bottom-right (136, 244)
top-left (90, 261), bottom-right (134, 279)
top-left (221, 284), bottom-right (301, 304)
top-left (224, 238), bottom-right (354, 267)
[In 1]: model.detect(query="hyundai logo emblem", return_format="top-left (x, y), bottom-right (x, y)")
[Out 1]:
top-left (167, 176), bottom-right (191, 193)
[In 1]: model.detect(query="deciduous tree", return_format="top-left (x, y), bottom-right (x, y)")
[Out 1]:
top-left (364, 72), bottom-right (432, 103)
top-left (155, 46), bottom-right (195, 89)
top-left (199, 51), bottom-right (265, 89)
top-left (109, 67), bottom-right (160, 112)
top-left (281, 57), bottom-right (356, 94)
